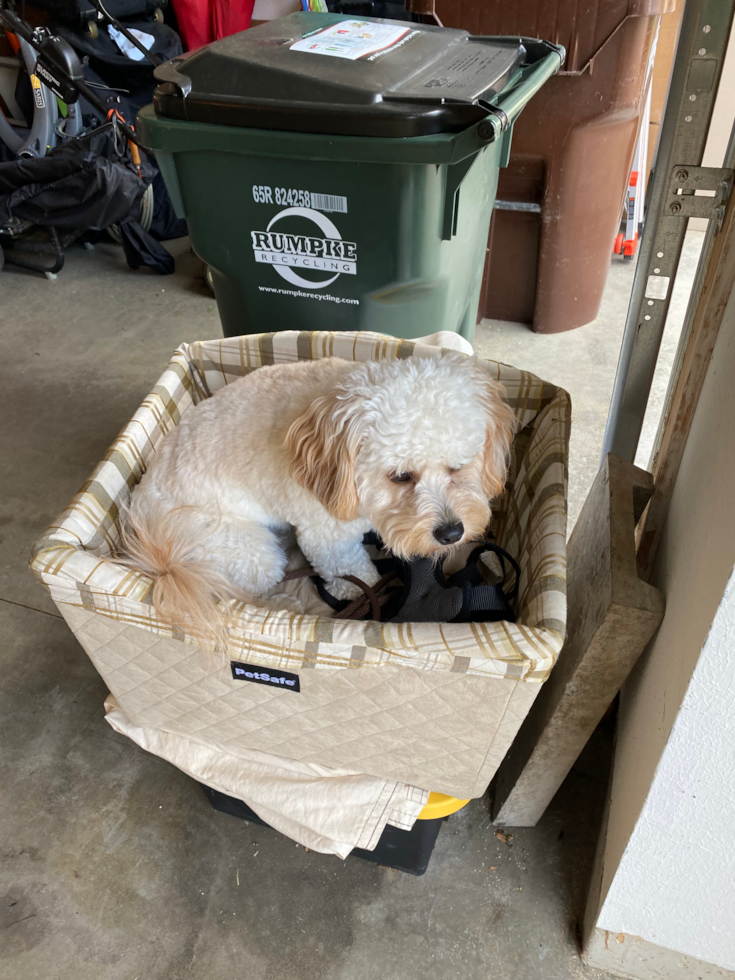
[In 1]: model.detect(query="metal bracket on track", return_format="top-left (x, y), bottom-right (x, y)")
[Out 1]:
top-left (667, 165), bottom-right (734, 226)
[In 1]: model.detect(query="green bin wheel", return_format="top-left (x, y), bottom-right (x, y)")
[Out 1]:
top-left (204, 265), bottom-right (215, 293)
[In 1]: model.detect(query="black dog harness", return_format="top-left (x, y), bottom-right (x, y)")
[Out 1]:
top-left (282, 536), bottom-right (520, 625)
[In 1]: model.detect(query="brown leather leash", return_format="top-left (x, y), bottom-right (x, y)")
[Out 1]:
top-left (279, 567), bottom-right (402, 623)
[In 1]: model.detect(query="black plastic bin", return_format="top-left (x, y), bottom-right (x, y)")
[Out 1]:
top-left (201, 784), bottom-right (445, 877)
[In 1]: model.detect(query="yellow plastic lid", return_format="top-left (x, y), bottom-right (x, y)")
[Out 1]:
top-left (416, 792), bottom-right (470, 821)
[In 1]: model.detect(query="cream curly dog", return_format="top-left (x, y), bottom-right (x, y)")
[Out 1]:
top-left (123, 353), bottom-right (515, 637)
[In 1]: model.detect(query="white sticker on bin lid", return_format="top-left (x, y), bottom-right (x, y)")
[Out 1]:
top-left (290, 20), bottom-right (410, 60)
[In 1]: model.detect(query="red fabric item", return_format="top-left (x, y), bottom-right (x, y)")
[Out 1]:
top-left (171, 0), bottom-right (256, 51)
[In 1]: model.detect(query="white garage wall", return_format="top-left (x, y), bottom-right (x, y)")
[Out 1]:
top-left (597, 570), bottom-right (735, 968)
top-left (588, 262), bottom-right (735, 973)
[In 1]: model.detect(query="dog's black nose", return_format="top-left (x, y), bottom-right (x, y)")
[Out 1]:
top-left (433, 522), bottom-right (464, 546)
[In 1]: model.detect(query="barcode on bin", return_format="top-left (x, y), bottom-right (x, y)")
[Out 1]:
top-left (310, 192), bottom-right (348, 213)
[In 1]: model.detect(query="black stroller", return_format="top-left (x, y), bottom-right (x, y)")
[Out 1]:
top-left (0, 0), bottom-right (185, 276)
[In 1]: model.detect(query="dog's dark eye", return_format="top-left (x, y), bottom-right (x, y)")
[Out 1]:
top-left (448, 466), bottom-right (462, 474)
top-left (390, 472), bottom-right (413, 484)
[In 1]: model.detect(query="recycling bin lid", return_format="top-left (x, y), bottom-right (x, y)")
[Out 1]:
top-left (152, 12), bottom-right (529, 138)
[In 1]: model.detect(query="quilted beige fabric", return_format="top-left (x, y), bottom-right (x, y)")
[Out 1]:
top-left (61, 602), bottom-right (540, 799)
top-left (31, 330), bottom-right (570, 799)
top-left (103, 695), bottom-right (428, 858)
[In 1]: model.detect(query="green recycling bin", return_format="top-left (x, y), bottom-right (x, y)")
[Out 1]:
top-left (138, 13), bottom-right (562, 341)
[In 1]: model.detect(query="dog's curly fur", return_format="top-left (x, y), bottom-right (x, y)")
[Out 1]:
top-left (122, 354), bottom-right (515, 641)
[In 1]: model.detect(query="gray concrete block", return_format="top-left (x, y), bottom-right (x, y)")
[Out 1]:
top-left (491, 455), bottom-right (665, 827)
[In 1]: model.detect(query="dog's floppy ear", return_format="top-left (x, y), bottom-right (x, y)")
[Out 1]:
top-left (473, 366), bottom-right (516, 500)
top-left (285, 391), bottom-right (362, 522)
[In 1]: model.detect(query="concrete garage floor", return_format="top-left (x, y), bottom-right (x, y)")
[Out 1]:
top-left (0, 230), bottom-right (703, 980)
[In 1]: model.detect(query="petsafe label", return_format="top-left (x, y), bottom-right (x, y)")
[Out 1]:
top-left (290, 20), bottom-right (410, 60)
top-left (230, 661), bottom-right (301, 692)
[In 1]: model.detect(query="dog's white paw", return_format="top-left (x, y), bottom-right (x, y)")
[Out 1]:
top-left (325, 577), bottom-right (365, 601)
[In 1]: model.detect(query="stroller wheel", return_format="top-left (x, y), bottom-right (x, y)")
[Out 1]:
top-left (154, 8), bottom-right (165, 23)
top-left (86, 20), bottom-right (99, 40)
